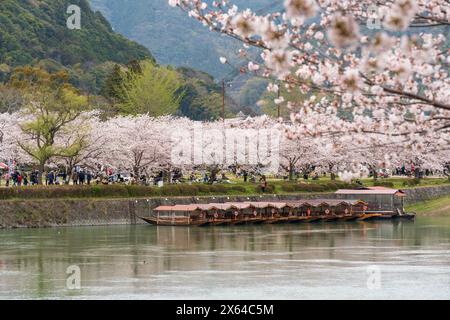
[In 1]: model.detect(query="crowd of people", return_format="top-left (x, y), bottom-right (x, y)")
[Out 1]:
top-left (0, 165), bottom-right (270, 187)
top-left (0, 169), bottom-right (96, 186)
top-left (0, 163), bottom-right (448, 187)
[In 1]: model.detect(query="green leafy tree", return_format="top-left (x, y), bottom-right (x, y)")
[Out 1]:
top-left (10, 67), bottom-right (90, 183)
top-left (116, 60), bottom-right (183, 116)
top-left (101, 64), bottom-right (129, 103)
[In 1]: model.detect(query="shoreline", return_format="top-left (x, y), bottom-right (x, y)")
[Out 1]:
top-left (1, 185), bottom-right (450, 229)
top-left (405, 195), bottom-right (450, 217)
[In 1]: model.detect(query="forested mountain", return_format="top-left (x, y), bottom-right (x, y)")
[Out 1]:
top-left (0, 0), bottom-right (236, 119)
top-left (0, 0), bottom-right (153, 93)
top-left (89, 0), bottom-right (277, 80)
top-left (0, 0), bottom-right (152, 67)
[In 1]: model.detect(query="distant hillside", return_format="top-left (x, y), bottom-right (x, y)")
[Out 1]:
top-left (0, 0), bottom-right (240, 119)
top-left (0, 0), bottom-right (153, 68)
top-left (90, 0), bottom-right (277, 80)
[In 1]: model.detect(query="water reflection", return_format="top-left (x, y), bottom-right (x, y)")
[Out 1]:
top-left (1, 218), bottom-right (450, 299)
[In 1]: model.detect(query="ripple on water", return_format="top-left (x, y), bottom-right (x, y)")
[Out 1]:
top-left (1, 219), bottom-right (450, 299)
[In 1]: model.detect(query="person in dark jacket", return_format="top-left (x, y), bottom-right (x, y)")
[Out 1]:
top-left (48, 171), bottom-right (55, 185)
top-left (78, 171), bottom-right (85, 185)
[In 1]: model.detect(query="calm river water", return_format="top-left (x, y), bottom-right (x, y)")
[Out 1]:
top-left (1, 218), bottom-right (450, 299)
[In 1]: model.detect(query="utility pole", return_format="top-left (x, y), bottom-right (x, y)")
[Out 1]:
top-left (222, 80), bottom-right (225, 122)
top-left (277, 86), bottom-right (281, 119)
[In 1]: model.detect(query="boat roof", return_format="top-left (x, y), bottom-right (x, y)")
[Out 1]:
top-left (153, 199), bottom-right (366, 212)
top-left (288, 199), bottom-right (365, 206)
top-left (335, 188), bottom-right (406, 196)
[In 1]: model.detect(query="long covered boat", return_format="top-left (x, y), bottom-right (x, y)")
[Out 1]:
top-left (139, 199), bottom-right (371, 226)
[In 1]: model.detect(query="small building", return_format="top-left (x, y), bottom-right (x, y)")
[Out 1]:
top-left (334, 187), bottom-right (406, 214)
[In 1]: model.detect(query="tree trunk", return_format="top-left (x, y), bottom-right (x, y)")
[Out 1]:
top-left (38, 163), bottom-right (45, 185)
top-left (209, 166), bottom-right (219, 184)
top-left (66, 164), bottom-right (73, 185)
top-left (133, 166), bottom-right (140, 184)
top-left (330, 173), bottom-right (336, 181)
top-left (288, 163), bottom-right (295, 181)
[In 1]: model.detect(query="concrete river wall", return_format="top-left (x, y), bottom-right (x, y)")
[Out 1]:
top-left (0, 185), bottom-right (449, 228)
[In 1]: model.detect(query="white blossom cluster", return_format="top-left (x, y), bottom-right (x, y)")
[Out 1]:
top-left (166, 0), bottom-right (449, 178)
top-left (1, 112), bottom-right (448, 181)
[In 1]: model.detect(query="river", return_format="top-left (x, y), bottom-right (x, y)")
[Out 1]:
top-left (1, 218), bottom-right (450, 299)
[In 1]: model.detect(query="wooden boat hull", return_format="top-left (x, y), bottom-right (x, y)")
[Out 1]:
top-left (268, 217), bottom-right (291, 224)
top-left (340, 214), bottom-right (363, 221)
top-left (139, 216), bottom-right (205, 226)
top-left (287, 216), bottom-right (305, 223)
top-left (322, 216), bottom-right (340, 222)
top-left (250, 219), bottom-right (266, 224)
top-left (263, 218), bottom-right (280, 224)
top-left (231, 219), bottom-right (247, 225)
top-left (209, 219), bottom-right (234, 226)
top-left (371, 213), bottom-right (416, 221)
top-left (139, 211), bottom-right (415, 226)
top-left (393, 213), bottom-right (416, 220)
top-left (302, 216), bottom-right (321, 223)
top-left (357, 213), bottom-right (383, 221)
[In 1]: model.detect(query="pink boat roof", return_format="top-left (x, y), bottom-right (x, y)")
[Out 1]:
top-left (153, 199), bottom-right (366, 212)
top-left (335, 188), bottom-right (406, 196)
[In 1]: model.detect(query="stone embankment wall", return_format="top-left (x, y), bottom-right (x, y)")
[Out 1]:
top-left (0, 185), bottom-right (449, 228)
top-left (402, 185), bottom-right (450, 204)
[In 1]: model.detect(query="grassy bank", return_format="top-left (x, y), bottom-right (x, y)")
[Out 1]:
top-left (0, 181), bottom-right (355, 201)
top-left (0, 177), bottom-right (448, 201)
top-left (406, 196), bottom-right (450, 216)
top-left (228, 176), bottom-right (450, 189)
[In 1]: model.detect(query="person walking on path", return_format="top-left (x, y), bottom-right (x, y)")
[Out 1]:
top-left (71, 170), bottom-right (78, 185)
top-left (78, 170), bottom-right (85, 185)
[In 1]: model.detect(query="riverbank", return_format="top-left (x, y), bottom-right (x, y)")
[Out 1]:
top-left (1, 184), bottom-right (450, 229)
top-left (406, 195), bottom-right (450, 216)
top-left (1, 177), bottom-right (449, 200)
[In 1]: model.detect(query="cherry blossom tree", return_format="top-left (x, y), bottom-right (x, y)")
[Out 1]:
top-left (52, 112), bottom-right (108, 181)
top-left (97, 115), bottom-right (175, 179)
top-left (0, 112), bottom-right (27, 165)
top-left (167, 0), bottom-right (450, 179)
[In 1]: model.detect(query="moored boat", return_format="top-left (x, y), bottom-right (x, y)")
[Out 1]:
top-left (140, 199), bottom-right (372, 226)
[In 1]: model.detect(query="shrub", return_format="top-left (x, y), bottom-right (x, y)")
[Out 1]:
top-left (160, 185), bottom-right (182, 196)
top-left (280, 184), bottom-right (296, 192)
top-left (280, 182), bottom-right (345, 193)
top-left (230, 185), bottom-right (247, 193)
top-left (90, 185), bottom-right (128, 198)
top-left (324, 182), bottom-right (338, 190)
top-left (403, 178), bottom-right (421, 187)
top-left (209, 184), bottom-right (227, 193)
top-left (0, 187), bottom-right (17, 200)
top-left (255, 184), bottom-right (275, 193)
top-left (125, 185), bottom-right (158, 197)
top-left (306, 184), bottom-right (326, 192)
top-left (373, 181), bottom-right (395, 188)
top-left (178, 184), bottom-right (199, 196)
top-left (197, 184), bottom-right (211, 193)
